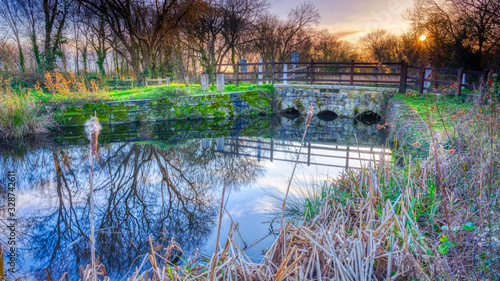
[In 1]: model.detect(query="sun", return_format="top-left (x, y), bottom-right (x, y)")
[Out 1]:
top-left (419, 34), bottom-right (427, 41)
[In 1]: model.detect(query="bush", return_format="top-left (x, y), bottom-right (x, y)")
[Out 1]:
top-left (0, 91), bottom-right (52, 139)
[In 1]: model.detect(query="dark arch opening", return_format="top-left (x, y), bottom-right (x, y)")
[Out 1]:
top-left (317, 110), bottom-right (338, 121)
top-left (355, 111), bottom-right (382, 125)
top-left (281, 107), bottom-right (300, 120)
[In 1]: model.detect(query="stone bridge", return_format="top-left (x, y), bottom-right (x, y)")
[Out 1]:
top-left (275, 84), bottom-right (393, 119)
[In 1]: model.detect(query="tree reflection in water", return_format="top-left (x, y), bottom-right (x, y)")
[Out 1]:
top-left (0, 139), bottom-right (263, 279)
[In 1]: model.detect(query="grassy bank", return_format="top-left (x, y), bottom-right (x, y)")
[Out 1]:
top-left (393, 93), bottom-right (474, 131)
top-left (32, 82), bottom-right (272, 105)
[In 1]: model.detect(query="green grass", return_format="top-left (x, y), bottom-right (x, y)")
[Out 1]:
top-left (107, 82), bottom-right (272, 100)
top-left (394, 93), bottom-right (473, 131)
top-left (31, 82), bottom-right (273, 105)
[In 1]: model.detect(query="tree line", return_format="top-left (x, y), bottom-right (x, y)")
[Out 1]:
top-left (0, 0), bottom-right (498, 84)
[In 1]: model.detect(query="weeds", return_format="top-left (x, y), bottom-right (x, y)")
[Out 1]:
top-left (0, 91), bottom-right (51, 139)
top-left (37, 72), bottom-right (109, 103)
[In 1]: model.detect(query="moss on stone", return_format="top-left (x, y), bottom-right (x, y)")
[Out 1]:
top-left (54, 90), bottom-right (274, 126)
top-left (240, 90), bottom-right (271, 110)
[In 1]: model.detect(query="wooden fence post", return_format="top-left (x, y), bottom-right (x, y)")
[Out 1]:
top-left (216, 73), bottom-right (225, 92)
top-left (235, 62), bottom-right (240, 86)
top-left (350, 60), bottom-right (355, 86)
top-left (271, 60), bottom-right (276, 85)
top-left (399, 60), bottom-right (408, 93)
top-left (424, 66), bottom-right (432, 93)
top-left (201, 72), bottom-right (209, 91)
top-left (418, 65), bottom-right (425, 94)
top-left (480, 69), bottom-right (490, 98)
top-left (456, 67), bottom-right (464, 96)
top-left (284, 63), bottom-right (288, 85)
top-left (309, 60), bottom-right (314, 85)
top-left (258, 58), bottom-right (263, 85)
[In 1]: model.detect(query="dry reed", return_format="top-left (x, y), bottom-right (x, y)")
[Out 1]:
top-left (85, 116), bottom-right (102, 281)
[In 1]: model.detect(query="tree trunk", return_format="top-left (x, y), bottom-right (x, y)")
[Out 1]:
top-left (61, 48), bottom-right (67, 72)
top-left (114, 51), bottom-right (120, 78)
top-left (31, 34), bottom-right (42, 71)
top-left (81, 48), bottom-right (88, 75)
top-left (16, 41), bottom-right (26, 73)
top-left (231, 44), bottom-right (236, 72)
top-left (96, 52), bottom-right (106, 77)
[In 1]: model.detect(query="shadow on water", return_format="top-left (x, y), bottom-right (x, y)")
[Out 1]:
top-left (0, 114), bottom-right (386, 280)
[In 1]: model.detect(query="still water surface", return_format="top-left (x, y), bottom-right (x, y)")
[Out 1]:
top-left (0, 115), bottom-right (386, 280)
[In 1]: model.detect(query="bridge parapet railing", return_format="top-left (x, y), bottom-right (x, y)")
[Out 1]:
top-left (216, 60), bottom-right (492, 96)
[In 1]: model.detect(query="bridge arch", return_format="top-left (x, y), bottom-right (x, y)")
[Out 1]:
top-left (317, 110), bottom-right (338, 121)
top-left (355, 110), bottom-right (381, 125)
top-left (281, 107), bottom-right (300, 119)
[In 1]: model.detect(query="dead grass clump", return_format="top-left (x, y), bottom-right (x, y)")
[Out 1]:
top-left (43, 72), bottom-right (109, 102)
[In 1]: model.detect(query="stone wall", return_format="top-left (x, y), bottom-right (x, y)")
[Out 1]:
top-left (275, 84), bottom-right (393, 118)
top-left (54, 90), bottom-right (273, 126)
top-left (386, 99), bottom-right (431, 157)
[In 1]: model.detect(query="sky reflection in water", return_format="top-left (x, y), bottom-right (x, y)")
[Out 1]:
top-left (0, 115), bottom-right (387, 280)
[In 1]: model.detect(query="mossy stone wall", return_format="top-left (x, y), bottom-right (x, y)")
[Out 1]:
top-left (54, 90), bottom-right (274, 126)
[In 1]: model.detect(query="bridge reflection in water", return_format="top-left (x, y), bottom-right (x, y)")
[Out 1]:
top-left (207, 137), bottom-right (388, 170)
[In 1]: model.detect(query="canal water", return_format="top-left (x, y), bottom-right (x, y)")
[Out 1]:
top-left (0, 115), bottom-right (387, 280)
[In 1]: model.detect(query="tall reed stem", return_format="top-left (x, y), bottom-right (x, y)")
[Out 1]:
top-left (280, 105), bottom-right (314, 252)
top-left (210, 182), bottom-right (226, 281)
top-left (85, 116), bottom-right (101, 281)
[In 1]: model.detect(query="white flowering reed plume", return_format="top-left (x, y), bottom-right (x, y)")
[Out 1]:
top-left (85, 115), bottom-right (101, 281)
top-left (280, 105), bottom-right (314, 250)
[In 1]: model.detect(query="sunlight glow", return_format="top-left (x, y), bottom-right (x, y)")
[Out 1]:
top-left (419, 34), bottom-right (427, 41)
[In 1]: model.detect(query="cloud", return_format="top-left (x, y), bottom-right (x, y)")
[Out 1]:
top-left (332, 30), bottom-right (363, 39)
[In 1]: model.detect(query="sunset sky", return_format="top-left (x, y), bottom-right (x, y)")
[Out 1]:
top-left (271, 0), bottom-right (414, 41)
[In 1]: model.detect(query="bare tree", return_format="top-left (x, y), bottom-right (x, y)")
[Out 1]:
top-left (16, 0), bottom-right (42, 69)
top-left (252, 2), bottom-right (319, 62)
top-left (275, 1), bottom-right (319, 61)
top-left (0, 0), bottom-right (26, 71)
top-left (181, 0), bottom-right (225, 82)
top-left (220, 0), bottom-right (269, 67)
top-left (79, 0), bottom-right (195, 83)
top-left (405, 0), bottom-right (500, 69)
top-left (312, 29), bottom-right (358, 62)
top-left (41, 0), bottom-right (71, 71)
top-left (359, 29), bottom-right (404, 63)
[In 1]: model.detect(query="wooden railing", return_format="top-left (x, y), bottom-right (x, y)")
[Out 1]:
top-left (216, 60), bottom-right (491, 95)
top-left (105, 77), bottom-right (171, 90)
